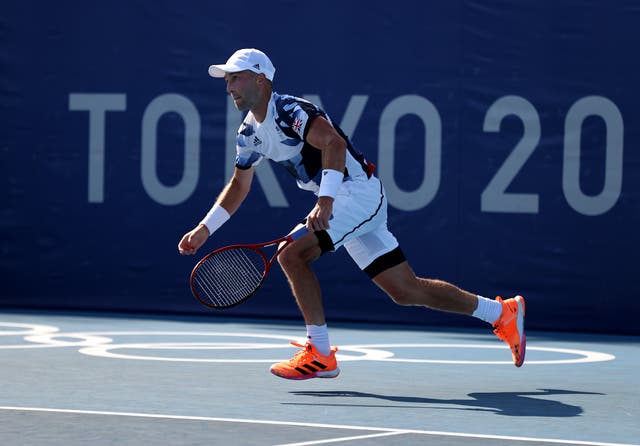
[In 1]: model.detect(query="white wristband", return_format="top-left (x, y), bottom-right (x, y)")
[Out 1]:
top-left (199, 204), bottom-right (230, 236)
top-left (318, 169), bottom-right (343, 199)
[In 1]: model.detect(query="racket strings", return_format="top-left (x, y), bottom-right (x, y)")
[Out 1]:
top-left (193, 248), bottom-right (266, 308)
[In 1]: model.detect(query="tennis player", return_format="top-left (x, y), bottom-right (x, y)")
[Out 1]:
top-left (178, 48), bottom-right (526, 379)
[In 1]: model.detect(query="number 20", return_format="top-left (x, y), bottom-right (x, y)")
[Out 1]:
top-left (481, 95), bottom-right (624, 216)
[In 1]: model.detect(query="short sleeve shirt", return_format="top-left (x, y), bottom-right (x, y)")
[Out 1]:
top-left (235, 92), bottom-right (371, 193)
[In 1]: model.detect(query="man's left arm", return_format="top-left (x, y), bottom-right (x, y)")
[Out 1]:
top-left (304, 116), bottom-right (347, 231)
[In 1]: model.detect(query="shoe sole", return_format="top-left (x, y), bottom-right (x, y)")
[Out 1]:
top-left (317, 368), bottom-right (340, 378)
top-left (270, 367), bottom-right (340, 380)
top-left (517, 334), bottom-right (527, 367)
top-left (515, 295), bottom-right (526, 367)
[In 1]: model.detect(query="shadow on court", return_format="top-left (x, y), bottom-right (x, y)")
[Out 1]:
top-left (287, 389), bottom-right (605, 417)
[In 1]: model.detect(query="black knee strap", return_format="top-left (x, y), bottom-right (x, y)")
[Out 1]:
top-left (314, 230), bottom-right (335, 254)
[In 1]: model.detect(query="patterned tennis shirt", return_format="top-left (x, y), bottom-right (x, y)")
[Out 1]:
top-left (234, 92), bottom-right (373, 193)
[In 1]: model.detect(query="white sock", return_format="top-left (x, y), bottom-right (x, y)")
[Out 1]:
top-left (472, 295), bottom-right (503, 325)
top-left (306, 324), bottom-right (330, 355)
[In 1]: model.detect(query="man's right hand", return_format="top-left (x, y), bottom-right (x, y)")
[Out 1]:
top-left (178, 224), bottom-right (210, 255)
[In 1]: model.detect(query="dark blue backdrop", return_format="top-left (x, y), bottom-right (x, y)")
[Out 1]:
top-left (2, 1), bottom-right (639, 334)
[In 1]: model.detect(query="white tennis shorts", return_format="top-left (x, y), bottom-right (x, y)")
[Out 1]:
top-left (325, 176), bottom-right (399, 270)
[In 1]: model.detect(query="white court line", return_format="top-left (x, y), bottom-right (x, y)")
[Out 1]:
top-left (0, 322), bottom-right (59, 336)
top-left (0, 406), bottom-right (636, 446)
top-left (273, 431), bottom-right (409, 446)
top-left (78, 342), bottom-right (391, 363)
top-left (8, 327), bottom-right (615, 365)
top-left (349, 344), bottom-right (616, 365)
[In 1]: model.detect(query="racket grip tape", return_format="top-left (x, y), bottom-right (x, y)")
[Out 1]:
top-left (290, 226), bottom-right (309, 241)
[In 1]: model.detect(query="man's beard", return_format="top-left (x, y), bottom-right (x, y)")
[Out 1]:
top-left (233, 96), bottom-right (250, 112)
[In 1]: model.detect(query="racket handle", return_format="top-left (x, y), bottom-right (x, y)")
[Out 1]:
top-left (290, 226), bottom-right (309, 240)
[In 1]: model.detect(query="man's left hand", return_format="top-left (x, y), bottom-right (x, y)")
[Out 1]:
top-left (306, 196), bottom-right (334, 231)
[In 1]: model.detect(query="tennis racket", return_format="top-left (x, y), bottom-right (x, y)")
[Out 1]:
top-left (190, 226), bottom-right (309, 309)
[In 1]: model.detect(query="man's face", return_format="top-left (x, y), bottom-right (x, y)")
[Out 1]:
top-left (224, 70), bottom-right (259, 111)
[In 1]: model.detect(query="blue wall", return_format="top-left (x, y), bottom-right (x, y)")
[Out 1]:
top-left (2, 1), bottom-right (639, 333)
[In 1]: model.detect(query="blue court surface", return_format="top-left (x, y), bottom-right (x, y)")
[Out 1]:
top-left (0, 310), bottom-right (638, 446)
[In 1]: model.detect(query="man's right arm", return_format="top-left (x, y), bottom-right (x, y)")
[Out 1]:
top-left (215, 166), bottom-right (254, 216)
top-left (178, 167), bottom-right (254, 255)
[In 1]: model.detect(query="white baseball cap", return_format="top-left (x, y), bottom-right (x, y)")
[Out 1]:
top-left (208, 48), bottom-right (276, 81)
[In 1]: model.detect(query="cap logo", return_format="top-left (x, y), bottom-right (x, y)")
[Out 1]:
top-left (253, 63), bottom-right (260, 70)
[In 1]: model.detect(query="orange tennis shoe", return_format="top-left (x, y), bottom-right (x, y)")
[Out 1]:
top-left (492, 295), bottom-right (526, 367)
top-left (270, 341), bottom-right (340, 380)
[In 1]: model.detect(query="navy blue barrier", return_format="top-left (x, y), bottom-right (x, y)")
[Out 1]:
top-left (2, 1), bottom-right (639, 334)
